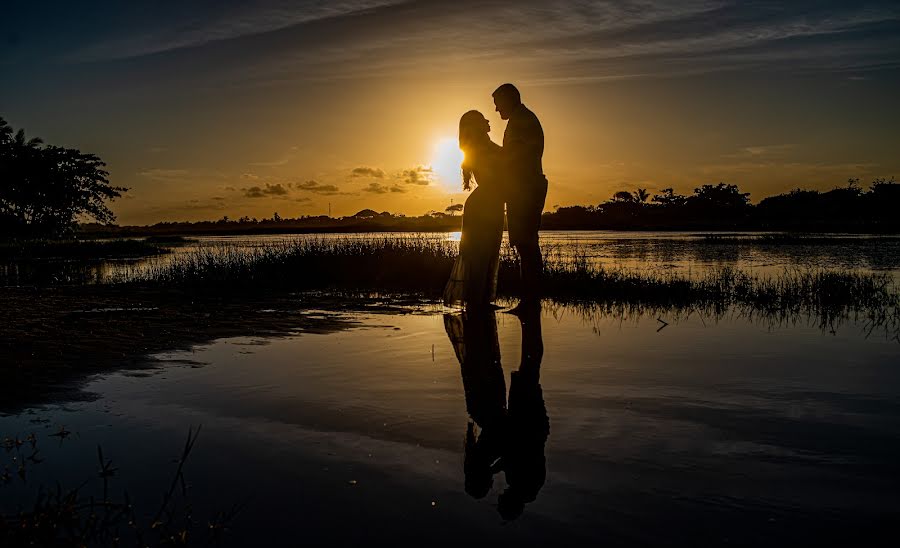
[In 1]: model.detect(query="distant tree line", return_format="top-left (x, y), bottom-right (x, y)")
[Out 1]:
top-left (83, 179), bottom-right (900, 238)
top-left (541, 179), bottom-right (899, 232)
top-left (81, 208), bottom-right (464, 238)
top-left (1, 117), bottom-right (126, 239)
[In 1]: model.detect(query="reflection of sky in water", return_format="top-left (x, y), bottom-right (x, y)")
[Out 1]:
top-left (2, 304), bottom-right (898, 544)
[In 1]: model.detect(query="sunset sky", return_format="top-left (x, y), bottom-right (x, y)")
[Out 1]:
top-left (3, 1), bottom-right (899, 225)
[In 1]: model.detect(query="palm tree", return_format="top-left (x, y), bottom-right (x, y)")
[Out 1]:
top-left (0, 117), bottom-right (13, 145)
top-left (14, 127), bottom-right (43, 149)
top-left (634, 188), bottom-right (650, 203)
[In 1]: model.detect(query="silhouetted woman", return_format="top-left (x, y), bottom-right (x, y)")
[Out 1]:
top-left (443, 110), bottom-right (506, 309)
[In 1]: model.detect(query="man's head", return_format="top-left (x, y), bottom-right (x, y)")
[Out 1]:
top-left (492, 83), bottom-right (521, 120)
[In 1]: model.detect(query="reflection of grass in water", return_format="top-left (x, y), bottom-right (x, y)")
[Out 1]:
top-left (0, 238), bottom-right (169, 260)
top-left (113, 237), bottom-right (900, 338)
top-left (1, 426), bottom-right (239, 546)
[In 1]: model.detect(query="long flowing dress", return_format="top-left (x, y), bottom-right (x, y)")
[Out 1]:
top-left (443, 141), bottom-right (505, 308)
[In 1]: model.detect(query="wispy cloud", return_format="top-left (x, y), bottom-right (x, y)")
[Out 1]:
top-left (70, 1), bottom-right (404, 61)
top-left (351, 166), bottom-right (385, 178)
top-left (398, 166), bottom-right (433, 185)
top-left (243, 183), bottom-right (290, 198)
top-left (293, 180), bottom-right (342, 195)
top-left (724, 144), bottom-right (797, 159)
top-left (208, 0), bottom-right (899, 90)
top-left (362, 182), bottom-right (405, 194)
top-left (248, 146), bottom-right (301, 167)
top-left (138, 168), bottom-right (191, 180)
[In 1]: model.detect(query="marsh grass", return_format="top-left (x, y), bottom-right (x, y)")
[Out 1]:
top-left (118, 236), bottom-right (458, 290)
top-left (112, 236), bottom-right (900, 338)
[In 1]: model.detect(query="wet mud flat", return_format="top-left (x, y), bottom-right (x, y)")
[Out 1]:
top-left (0, 286), bottom-right (390, 413)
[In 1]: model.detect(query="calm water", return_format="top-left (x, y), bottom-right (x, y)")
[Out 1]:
top-left (3, 231), bottom-right (900, 286)
top-left (2, 301), bottom-right (898, 545)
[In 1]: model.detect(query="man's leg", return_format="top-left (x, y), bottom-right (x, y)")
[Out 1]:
top-left (509, 180), bottom-right (547, 306)
top-left (517, 238), bottom-right (542, 303)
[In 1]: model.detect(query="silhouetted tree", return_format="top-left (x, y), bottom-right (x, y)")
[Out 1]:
top-left (756, 188), bottom-right (819, 228)
top-left (612, 190), bottom-right (635, 203)
top-left (446, 203), bottom-right (464, 216)
top-left (682, 183), bottom-right (751, 227)
top-left (690, 183), bottom-right (750, 209)
top-left (634, 188), bottom-right (649, 203)
top-left (651, 188), bottom-right (688, 207)
top-left (0, 117), bottom-right (126, 239)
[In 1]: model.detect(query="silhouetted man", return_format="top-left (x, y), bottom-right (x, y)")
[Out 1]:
top-left (493, 83), bottom-right (548, 309)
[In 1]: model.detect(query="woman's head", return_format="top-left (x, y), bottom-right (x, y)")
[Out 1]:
top-left (458, 110), bottom-right (490, 189)
top-left (458, 110), bottom-right (490, 150)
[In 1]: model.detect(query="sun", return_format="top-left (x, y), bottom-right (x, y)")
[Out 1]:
top-left (431, 136), bottom-right (465, 191)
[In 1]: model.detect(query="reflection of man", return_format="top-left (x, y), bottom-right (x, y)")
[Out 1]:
top-left (493, 83), bottom-right (548, 309)
top-left (498, 304), bottom-right (548, 520)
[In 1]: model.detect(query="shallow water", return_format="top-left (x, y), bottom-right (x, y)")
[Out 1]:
top-left (2, 301), bottom-right (898, 545)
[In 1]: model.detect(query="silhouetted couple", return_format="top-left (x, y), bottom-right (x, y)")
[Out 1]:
top-left (443, 83), bottom-right (548, 312)
top-left (443, 305), bottom-right (548, 520)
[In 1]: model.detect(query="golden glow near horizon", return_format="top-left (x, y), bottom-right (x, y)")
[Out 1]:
top-left (431, 137), bottom-right (466, 192)
top-left (6, 2), bottom-right (898, 225)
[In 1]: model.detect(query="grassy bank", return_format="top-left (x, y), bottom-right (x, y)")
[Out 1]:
top-left (110, 237), bottom-right (900, 337)
top-left (0, 238), bottom-right (170, 260)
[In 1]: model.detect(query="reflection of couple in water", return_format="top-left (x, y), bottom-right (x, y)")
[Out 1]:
top-left (443, 83), bottom-right (547, 312)
top-left (444, 305), bottom-right (548, 520)
top-left (443, 83), bottom-right (549, 518)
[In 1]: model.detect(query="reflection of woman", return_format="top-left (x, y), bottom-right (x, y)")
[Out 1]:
top-left (443, 111), bottom-right (505, 309)
top-left (443, 311), bottom-right (506, 498)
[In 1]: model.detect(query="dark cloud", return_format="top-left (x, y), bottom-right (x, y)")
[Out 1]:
top-left (293, 180), bottom-right (341, 195)
top-left (400, 166), bottom-right (433, 185)
top-left (351, 166), bottom-right (385, 178)
top-left (363, 182), bottom-right (388, 194)
top-left (242, 183), bottom-right (289, 198)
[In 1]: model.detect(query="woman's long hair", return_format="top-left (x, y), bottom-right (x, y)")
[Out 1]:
top-left (458, 110), bottom-right (487, 191)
